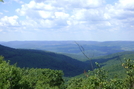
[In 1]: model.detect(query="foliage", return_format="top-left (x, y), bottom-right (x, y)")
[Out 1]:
top-left (66, 58), bottom-right (134, 89)
top-left (0, 56), bottom-right (21, 89)
top-left (122, 59), bottom-right (134, 89)
top-left (0, 0), bottom-right (4, 2)
top-left (0, 55), bottom-right (134, 89)
top-left (66, 78), bottom-right (84, 89)
top-left (0, 56), bottom-right (64, 89)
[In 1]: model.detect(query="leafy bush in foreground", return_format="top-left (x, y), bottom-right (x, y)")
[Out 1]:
top-left (66, 59), bottom-right (134, 89)
top-left (0, 55), bottom-right (134, 89)
top-left (0, 56), bottom-right (64, 89)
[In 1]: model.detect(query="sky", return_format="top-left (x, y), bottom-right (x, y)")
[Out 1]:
top-left (0, 0), bottom-right (134, 41)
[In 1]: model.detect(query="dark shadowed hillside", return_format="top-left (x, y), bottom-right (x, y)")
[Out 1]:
top-left (0, 44), bottom-right (88, 77)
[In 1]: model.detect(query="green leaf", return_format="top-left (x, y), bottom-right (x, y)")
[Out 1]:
top-left (0, 0), bottom-right (4, 2)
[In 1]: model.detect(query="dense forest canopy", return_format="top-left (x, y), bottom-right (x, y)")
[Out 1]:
top-left (0, 55), bottom-right (134, 89)
top-left (0, 44), bottom-right (89, 77)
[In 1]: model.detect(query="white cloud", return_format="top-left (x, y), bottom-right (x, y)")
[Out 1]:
top-left (0, 15), bottom-right (19, 26)
top-left (106, 0), bottom-right (134, 19)
top-left (14, 0), bottom-right (134, 31)
top-left (13, 0), bottom-right (23, 4)
top-left (117, 0), bottom-right (134, 9)
top-left (14, 0), bottom-right (117, 33)
top-left (71, 8), bottom-right (106, 21)
top-left (39, 11), bottom-right (53, 19)
top-left (46, 0), bottom-right (105, 8)
top-left (20, 19), bottom-right (37, 27)
top-left (91, 0), bottom-right (134, 34)
top-left (1, 0), bottom-right (134, 41)
top-left (40, 19), bottom-right (54, 28)
top-left (34, 0), bottom-right (47, 3)
top-left (55, 12), bottom-right (69, 19)
top-left (70, 0), bottom-right (104, 8)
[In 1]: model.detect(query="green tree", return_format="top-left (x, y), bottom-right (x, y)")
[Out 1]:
top-left (0, 56), bottom-right (65, 89)
top-left (0, 0), bottom-right (4, 2)
top-left (122, 59), bottom-right (134, 89)
top-left (0, 56), bottom-right (22, 89)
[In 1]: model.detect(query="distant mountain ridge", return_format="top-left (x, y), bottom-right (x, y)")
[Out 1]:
top-left (0, 44), bottom-right (88, 77)
top-left (1, 41), bottom-right (134, 58)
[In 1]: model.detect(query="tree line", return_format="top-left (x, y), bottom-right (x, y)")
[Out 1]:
top-left (0, 55), bottom-right (134, 89)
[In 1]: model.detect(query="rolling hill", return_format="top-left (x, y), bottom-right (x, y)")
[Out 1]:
top-left (1, 41), bottom-right (134, 60)
top-left (1, 41), bottom-right (134, 77)
top-left (82, 51), bottom-right (134, 78)
top-left (0, 44), bottom-right (89, 77)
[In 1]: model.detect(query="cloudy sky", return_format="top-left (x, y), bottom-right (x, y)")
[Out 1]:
top-left (0, 0), bottom-right (134, 41)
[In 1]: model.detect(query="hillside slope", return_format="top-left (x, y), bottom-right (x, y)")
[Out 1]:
top-left (83, 51), bottom-right (134, 78)
top-left (2, 41), bottom-right (133, 58)
top-left (0, 44), bottom-right (88, 77)
top-left (73, 51), bottom-right (134, 79)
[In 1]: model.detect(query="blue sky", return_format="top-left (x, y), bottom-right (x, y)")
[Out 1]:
top-left (0, 0), bottom-right (134, 41)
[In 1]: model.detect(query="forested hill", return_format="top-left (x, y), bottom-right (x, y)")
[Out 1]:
top-left (84, 51), bottom-right (134, 68)
top-left (0, 44), bottom-right (88, 77)
top-left (1, 41), bottom-right (134, 59)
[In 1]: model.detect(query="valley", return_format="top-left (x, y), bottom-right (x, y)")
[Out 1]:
top-left (0, 41), bottom-right (134, 88)
top-left (0, 41), bottom-right (134, 77)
